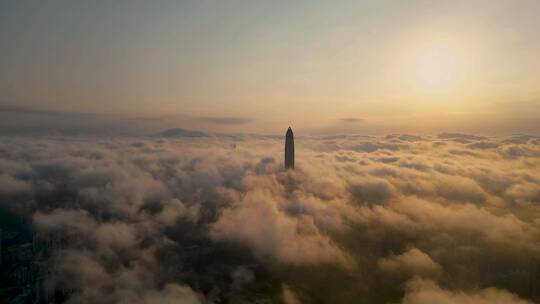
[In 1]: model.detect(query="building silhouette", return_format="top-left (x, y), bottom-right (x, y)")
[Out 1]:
top-left (285, 127), bottom-right (294, 169)
top-left (0, 228), bottom-right (52, 303)
top-left (531, 258), bottom-right (540, 301)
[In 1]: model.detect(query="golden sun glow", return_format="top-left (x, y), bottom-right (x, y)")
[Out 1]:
top-left (404, 39), bottom-right (468, 94)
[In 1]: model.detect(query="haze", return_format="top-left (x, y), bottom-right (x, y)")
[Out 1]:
top-left (1, 0), bottom-right (540, 135)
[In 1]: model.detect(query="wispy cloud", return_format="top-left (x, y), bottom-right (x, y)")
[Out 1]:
top-left (0, 104), bottom-right (100, 118)
top-left (199, 116), bottom-right (252, 125)
top-left (341, 117), bottom-right (364, 123)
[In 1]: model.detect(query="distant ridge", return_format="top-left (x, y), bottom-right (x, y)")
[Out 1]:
top-left (158, 128), bottom-right (208, 138)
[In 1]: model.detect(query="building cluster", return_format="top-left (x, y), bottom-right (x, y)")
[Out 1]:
top-left (531, 258), bottom-right (540, 302)
top-left (0, 228), bottom-right (48, 303)
top-left (0, 226), bottom-right (72, 303)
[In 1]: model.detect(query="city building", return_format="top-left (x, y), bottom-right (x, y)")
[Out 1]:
top-left (285, 127), bottom-right (294, 169)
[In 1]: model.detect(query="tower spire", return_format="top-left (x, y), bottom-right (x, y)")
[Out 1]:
top-left (285, 127), bottom-right (295, 169)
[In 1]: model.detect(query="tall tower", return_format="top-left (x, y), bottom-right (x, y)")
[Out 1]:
top-left (285, 127), bottom-right (295, 169)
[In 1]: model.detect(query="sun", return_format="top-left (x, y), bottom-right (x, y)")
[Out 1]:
top-left (405, 39), bottom-right (467, 94)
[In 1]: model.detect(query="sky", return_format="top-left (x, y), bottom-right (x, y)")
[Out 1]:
top-left (1, 0), bottom-right (539, 135)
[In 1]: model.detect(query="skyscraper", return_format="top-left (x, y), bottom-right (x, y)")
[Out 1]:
top-left (285, 127), bottom-right (294, 169)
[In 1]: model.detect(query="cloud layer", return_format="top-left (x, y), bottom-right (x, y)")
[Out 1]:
top-left (0, 133), bottom-right (539, 303)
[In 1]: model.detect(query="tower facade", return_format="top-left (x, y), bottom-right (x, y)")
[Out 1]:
top-left (285, 127), bottom-right (295, 169)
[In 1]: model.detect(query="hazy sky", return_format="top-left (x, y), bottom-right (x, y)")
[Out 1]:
top-left (1, 0), bottom-right (539, 134)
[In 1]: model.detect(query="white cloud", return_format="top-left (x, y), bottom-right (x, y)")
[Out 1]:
top-left (0, 134), bottom-right (538, 303)
top-left (402, 278), bottom-right (532, 304)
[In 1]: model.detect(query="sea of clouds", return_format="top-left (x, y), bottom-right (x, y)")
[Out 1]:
top-left (1, 133), bottom-right (539, 303)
